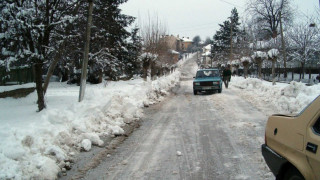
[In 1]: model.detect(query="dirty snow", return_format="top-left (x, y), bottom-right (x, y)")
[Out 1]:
top-left (0, 55), bottom-right (319, 179)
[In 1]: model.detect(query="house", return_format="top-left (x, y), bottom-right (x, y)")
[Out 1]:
top-left (181, 37), bottom-right (193, 52)
top-left (161, 35), bottom-right (182, 52)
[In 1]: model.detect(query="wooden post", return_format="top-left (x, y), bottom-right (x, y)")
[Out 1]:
top-left (79, 0), bottom-right (93, 102)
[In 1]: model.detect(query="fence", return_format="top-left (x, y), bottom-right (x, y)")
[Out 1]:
top-left (244, 67), bottom-right (320, 84)
top-left (0, 66), bottom-right (34, 86)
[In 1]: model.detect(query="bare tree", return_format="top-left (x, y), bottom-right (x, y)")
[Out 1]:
top-left (247, 0), bottom-right (293, 38)
top-left (268, 49), bottom-right (279, 85)
top-left (240, 57), bottom-right (252, 78)
top-left (287, 21), bottom-right (320, 80)
top-left (252, 51), bottom-right (267, 79)
top-left (139, 14), bottom-right (169, 80)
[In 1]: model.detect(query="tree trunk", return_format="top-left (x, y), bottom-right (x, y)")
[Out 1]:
top-left (43, 51), bottom-right (62, 94)
top-left (79, 0), bottom-right (94, 102)
top-left (272, 60), bottom-right (276, 85)
top-left (301, 62), bottom-right (305, 80)
top-left (258, 61), bottom-right (262, 79)
top-left (279, 12), bottom-right (287, 79)
top-left (292, 67), bottom-right (294, 80)
top-left (34, 62), bottom-right (46, 111)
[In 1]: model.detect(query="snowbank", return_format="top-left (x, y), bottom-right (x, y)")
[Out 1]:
top-left (231, 76), bottom-right (320, 114)
top-left (0, 69), bottom-right (181, 179)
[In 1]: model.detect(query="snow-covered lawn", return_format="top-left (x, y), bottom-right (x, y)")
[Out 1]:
top-left (230, 76), bottom-right (320, 114)
top-left (0, 69), bottom-right (181, 179)
top-left (0, 60), bottom-right (319, 179)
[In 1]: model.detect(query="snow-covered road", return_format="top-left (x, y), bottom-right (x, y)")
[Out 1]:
top-left (61, 55), bottom-right (274, 179)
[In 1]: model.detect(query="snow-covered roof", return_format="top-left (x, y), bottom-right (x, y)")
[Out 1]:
top-left (169, 50), bottom-right (179, 55)
top-left (182, 38), bottom-right (193, 42)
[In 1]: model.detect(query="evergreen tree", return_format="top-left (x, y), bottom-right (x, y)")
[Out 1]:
top-left (212, 8), bottom-right (241, 63)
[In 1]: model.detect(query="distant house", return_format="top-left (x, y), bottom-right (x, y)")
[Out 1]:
top-left (181, 37), bottom-right (193, 52)
top-left (162, 35), bottom-right (183, 52)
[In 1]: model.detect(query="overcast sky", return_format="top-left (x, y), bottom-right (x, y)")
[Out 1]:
top-left (120, 0), bottom-right (319, 41)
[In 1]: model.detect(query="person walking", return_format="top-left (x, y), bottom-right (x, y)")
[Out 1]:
top-left (223, 66), bottom-right (232, 88)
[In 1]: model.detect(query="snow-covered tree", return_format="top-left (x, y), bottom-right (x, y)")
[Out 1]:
top-left (0, 0), bottom-right (79, 111)
top-left (247, 0), bottom-right (293, 39)
top-left (231, 59), bottom-right (240, 75)
top-left (268, 49), bottom-right (279, 85)
top-left (240, 57), bottom-right (252, 78)
top-left (212, 8), bottom-right (242, 65)
top-left (252, 51), bottom-right (267, 79)
top-left (287, 22), bottom-right (320, 79)
top-left (0, 0), bottom-right (143, 111)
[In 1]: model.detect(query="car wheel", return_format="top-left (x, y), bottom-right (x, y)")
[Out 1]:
top-left (283, 166), bottom-right (304, 180)
top-left (193, 90), bottom-right (197, 95)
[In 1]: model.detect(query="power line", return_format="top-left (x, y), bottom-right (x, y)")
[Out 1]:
top-left (173, 22), bottom-right (221, 31)
top-left (171, 24), bottom-right (218, 34)
top-left (218, 0), bottom-right (244, 9)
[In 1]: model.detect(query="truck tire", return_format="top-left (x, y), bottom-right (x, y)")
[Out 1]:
top-left (193, 90), bottom-right (197, 95)
top-left (283, 166), bottom-right (304, 180)
top-left (218, 88), bottom-right (222, 93)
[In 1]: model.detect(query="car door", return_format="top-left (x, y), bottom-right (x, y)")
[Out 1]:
top-left (305, 111), bottom-right (320, 180)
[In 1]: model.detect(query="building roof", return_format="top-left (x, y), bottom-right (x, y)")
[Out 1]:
top-left (182, 38), bottom-right (193, 42)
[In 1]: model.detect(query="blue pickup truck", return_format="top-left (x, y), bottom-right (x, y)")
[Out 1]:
top-left (193, 68), bottom-right (223, 95)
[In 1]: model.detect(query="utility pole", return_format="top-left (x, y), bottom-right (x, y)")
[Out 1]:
top-left (79, 0), bottom-right (93, 102)
top-left (230, 19), bottom-right (233, 62)
top-left (279, 11), bottom-right (287, 78)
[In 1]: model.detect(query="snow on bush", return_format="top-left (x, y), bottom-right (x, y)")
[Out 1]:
top-left (231, 76), bottom-right (320, 114)
top-left (240, 57), bottom-right (252, 63)
top-left (267, 49), bottom-right (279, 58)
top-left (252, 51), bottom-right (267, 59)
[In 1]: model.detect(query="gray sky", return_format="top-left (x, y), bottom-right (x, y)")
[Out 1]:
top-left (121, 0), bottom-right (319, 40)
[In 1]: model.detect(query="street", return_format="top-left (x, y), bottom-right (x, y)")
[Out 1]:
top-left (62, 56), bottom-right (274, 180)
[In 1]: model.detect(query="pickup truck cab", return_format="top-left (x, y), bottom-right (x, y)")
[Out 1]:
top-left (193, 68), bottom-right (222, 95)
top-left (262, 95), bottom-right (320, 180)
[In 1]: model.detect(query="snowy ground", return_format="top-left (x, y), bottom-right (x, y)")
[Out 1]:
top-left (0, 55), bottom-right (319, 179)
top-left (0, 59), bottom-right (184, 179)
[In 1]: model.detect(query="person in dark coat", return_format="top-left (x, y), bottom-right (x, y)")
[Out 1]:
top-left (223, 66), bottom-right (232, 88)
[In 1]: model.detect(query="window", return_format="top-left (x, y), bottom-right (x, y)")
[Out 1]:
top-left (313, 116), bottom-right (320, 135)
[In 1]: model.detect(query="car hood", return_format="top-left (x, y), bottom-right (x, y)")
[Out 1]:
top-left (193, 77), bottom-right (221, 82)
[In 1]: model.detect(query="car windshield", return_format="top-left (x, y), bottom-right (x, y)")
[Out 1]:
top-left (296, 95), bottom-right (320, 117)
top-left (196, 70), bottom-right (219, 78)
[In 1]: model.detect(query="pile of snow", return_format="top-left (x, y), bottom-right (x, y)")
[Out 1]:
top-left (0, 64), bottom-right (183, 179)
top-left (231, 76), bottom-right (320, 114)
